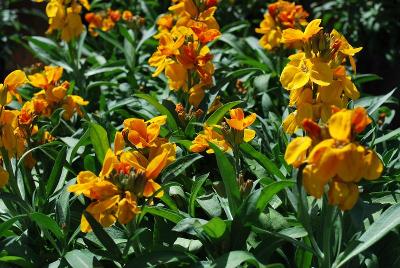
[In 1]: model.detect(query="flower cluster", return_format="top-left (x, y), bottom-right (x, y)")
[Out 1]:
top-left (191, 108), bottom-right (256, 153)
top-left (285, 107), bottom-right (383, 210)
top-left (280, 19), bottom-right (362, 134)
top-left (85, 9), bottom-right (143, 36)
top-left (149, 0), bottom-right (220, 108)
top-left (36, 0), bottom-right (91, 42)
top-left (256, 0), bottom-right (309, 51)
top-left (0, 67), bottom-right (89, 189)
top-left (69, 116), bottom-right (176, 232)
top-left (26, 66), bottom-right (89, 120)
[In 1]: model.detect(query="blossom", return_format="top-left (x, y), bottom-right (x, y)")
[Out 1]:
top-left (282, 19), bottom-right (322, 48)
top-left (0, 70), bottom-right (27, 104)
top-left (0, 166), bottom-right (9, 188)
top-left (28, 66), bottom-right (89, 119)
top-left (122, 116), bottom-right (167, 148)
top-left (226, 108), bottom-right (257, 143)
top-left (280, 52), bottom-right (333, 91)
top-left (256, 0), bottom-right (309, 51)
top-left (190, 125), bottom-right (231, 154)
top-left (284, 107), bottom-right (383, 210)
top-left (43, 0), bottom-right (90, 42)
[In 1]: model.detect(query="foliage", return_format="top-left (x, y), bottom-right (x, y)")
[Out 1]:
top-left (0, 0), bottom-right (399, 268)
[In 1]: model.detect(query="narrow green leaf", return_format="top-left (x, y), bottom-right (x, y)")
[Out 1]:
top-left (30, 212), bottom-right (63, 239)
top-left (135, 94), bottom-right (179, 131)
top-left (211, 251), bottom-right (264, 268)
top-left (0, 215), bottom-right (25, 237)
top-left (202, 217), bottom-right (227, 239)
top-left (142, 206), bottom-right (185, 224)
top-left (83, 211), bottom-right (122, 260)
top-left (161, 154), bottom-right (203, 182)
top-left (70, 128), bottom-right (91, 162)
top-left (64, 249), bottom-right (96, 268)
top-left (335, 203), bottom-right (400, 267)
top-left (209, 143), bottom-right (241, 214)
top-left (256, 181), bottom-right (295, 212)
top-left (373, 128), bottom-right (400, 145)
top-left (46, 146), bottom-right (67, 197)
top-left (189, 173), bottom-right (209, 217)
top-left (240, 143), bottom-right (285, 181)
top-left (0, 255), bottom-right (34, 268)
top-left (125, 250), bottom-right (197, 267)
top-left (89, 123), bottom-right (110, 164)
top-left (205, 101), bottom-right (242, 126)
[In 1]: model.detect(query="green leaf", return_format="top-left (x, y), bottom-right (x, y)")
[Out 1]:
top-left (83, 211), bottom-right (122, 260)
top-left (202, 217), bottom-right (227, 239)
top-left (46, 146), bottom-right (67, 197)
top-left (256, 180), bottom-right (295, 212)
top-left (0, 215), bottom-right (25, 237)
top-left (142, 206), bottom-right (185, 224)
top-left (240, 143), bottom-right (285, 181)
top-left (0, 255), bottom-right (34, 268)
top-left (161, 154), bottom-right (203, 182)
top-left (335, 203), bottom-right (400, 267)
top-left (64, 250), bottom-right (96, 268)
top-left (354, 88), bottom-right (397, 114)
top-left (373, 128), bottom-right (400, 145)
top-left (210, 251), bottom-right (265, 268)
top-left (70, 128), bottom-right (91, 162)
top-left (353, 74), bottom-right (382, 85)
top-left (209, 143), bottom-right (241, 215)
top-left (30, 212), bottom-right (63, 239)
top-left (89, 123), bottom-right (110, 164)
top-left (125, 250), bottom-right (197, 267)
top-left (189, 173), bottom-right (209, 217)
top-left (135, 94), bottom-right (179, 131)
top-left (205, 101), bottom-right (242, 126)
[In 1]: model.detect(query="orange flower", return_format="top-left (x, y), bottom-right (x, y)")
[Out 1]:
top-left (123, 116), bottom-right (167, 148)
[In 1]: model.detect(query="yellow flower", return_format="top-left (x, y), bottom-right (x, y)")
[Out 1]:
top-left (328, 179), bottom-right (359, 211)
top-left (328, 107), bottom-right (371, 143)
top-left (157, 13), bottom-right (174, 32)
top-left (62, 95), bottom-right (89, 120)
top-left (1, 70), bottom-right (27, 104)
top-left (0, 166), bottom-right (9, 188)
top-left (43, 0), bottom-right (89, 42)
top-left (123, 116), bottom-right (167, 148)
top-left (282, 19), bottom-right (322, 48)
top-left (330, 29), bottom-right (362, 72)
top-left (29, 66), bottom-right (63, 90)
top-left (280, 52), bottom-right (333, 91)
top-left (226, 108), bottom-right (256, 131)
top-left (189, 84), bottom-right (206, 108)
top-left (256, 14), bottom-right (281, 51)
top-left (117, 191), bottom-right (140, 224)
top-left (190, 125), bottom-right (231, 154)
top-left (148, 31), bottom-right (185, 77)
top-left (0, 110), bottom-right (25, 157)
top-left (284, 136), bottom-right (312, 168)
top-left (225, 108), bottom-right (257, 143)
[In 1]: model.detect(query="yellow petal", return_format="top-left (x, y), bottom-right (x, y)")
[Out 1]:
top-left (243, 129), bottom-right (256, 142)
top-left (304, 19), bottom-right (322, 40)
top-left (328, 110), bottom-right (353, 142)
top-left (363, 150), bottom-right (383, 180)
top-left (145, 150), bottom-right (168, 180)
top-left (285, 137), bottom-right (312, 168)
top-left (310, 60), bottom-right (332, 86)
top-left (0, 166), bottom-right (9, 188)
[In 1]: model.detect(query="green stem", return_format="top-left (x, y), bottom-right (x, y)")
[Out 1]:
top-left (296, 167), bottom-right (324, 262)
top-left (1, 148), bottom-right (23, 201)
top-left (322, 198), bottom-right (336, 268)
